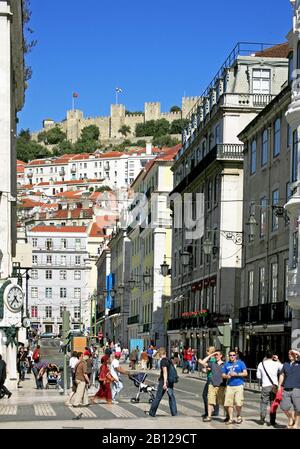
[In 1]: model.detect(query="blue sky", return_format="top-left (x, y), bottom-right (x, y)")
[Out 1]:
top-left (19, 0), bottom-right (292, 133)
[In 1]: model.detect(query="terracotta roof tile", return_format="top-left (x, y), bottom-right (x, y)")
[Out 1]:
top-left (254, 42), bottom-right (290, 58)
top-left (30, 225), bottom-right (87, 233)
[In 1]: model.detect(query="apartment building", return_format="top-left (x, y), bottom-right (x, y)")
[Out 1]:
top-left (238, 83), bottom-right (292, 366)
top-left (24, 144), bottom-right (159, 189)
top-left (169, 42), bottom-right (289, 356)
top-left (126, 146), bottom-right (178, 349)
top-left (26, 225), bottom-right (92, 334)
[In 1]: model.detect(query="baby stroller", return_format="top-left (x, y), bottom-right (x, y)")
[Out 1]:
top-left (45, 365), bottom-right (64, 393)
top-left (129, 372), bottom-right (156, 403)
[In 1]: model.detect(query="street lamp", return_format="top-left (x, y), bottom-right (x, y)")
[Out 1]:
top-left (246, 213), bottom-right (258, 241)
top-left (203, 238), bottom-right (214, 255)
top-left (160, 255), bottom-right (172, 277)
top-left (143, 270), bottom-right (151, 286)
top-left (180, 250), bottom-right (191, 267)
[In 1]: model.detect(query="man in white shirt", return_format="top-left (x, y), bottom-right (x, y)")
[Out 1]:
top-left (110, 353), bottom-right (129, 404)
top-left (256, 351), bottom-right (283, 426)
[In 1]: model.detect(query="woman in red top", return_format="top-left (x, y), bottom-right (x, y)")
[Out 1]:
top-left (92, 355), bottom-right (112, 404)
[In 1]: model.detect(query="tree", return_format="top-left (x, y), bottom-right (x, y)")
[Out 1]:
top-left (136, 139), bottom-right (147, 147)
top-left (153, 119), bottom-right (170, 137)
top-left (95, 185), bottom-right (112, 192)
top-left (170, 118), bottom-right (189, 135)
top-left (73, 139), bottom-right (98, 153)
top-left (52, 139), bottom-right (74, 156)
top-left (17, 129), bottom-right (52, 162)
top-left (118, 125), bottom-right (131, 137)
top-left (152, 134), bottom-right (179, 148)
top-left (37, 126), bottom-right (66, 145)
top-left (170, 105), bottom-right (181, 113)
top-left (80, 125), bottom-right (100, 142)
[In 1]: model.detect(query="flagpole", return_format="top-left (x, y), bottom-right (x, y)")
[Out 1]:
top-left (116, 90), bottom-right (118, 105)
top-left (72, 94), bottom-right (75, 110)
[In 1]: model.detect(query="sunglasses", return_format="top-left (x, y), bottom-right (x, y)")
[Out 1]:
top-left (229, 354), bottom-right (236, 357)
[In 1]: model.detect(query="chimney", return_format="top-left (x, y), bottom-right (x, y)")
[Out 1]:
top-left (146, 142), bottom-right (152, 155)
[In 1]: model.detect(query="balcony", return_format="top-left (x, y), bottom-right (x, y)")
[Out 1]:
top-left (239, 301), bottom-right (292, 325)
top-left (221, 93), bottom-right (274, 109)
top-left (59, 168), bottom-right (66, 176)
top-left (128, 315), bottom-right (139, 325)
top-left (172, 144), bottom-right (244, 194)
top-left (108, 306), bottom-right (121, 317)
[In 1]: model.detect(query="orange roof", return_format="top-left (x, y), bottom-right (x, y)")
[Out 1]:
top-left (17, 159), bottom-right (26, 166)
top-left (53, 208), bottom-right (93, 219)
top-left (17, 166), bottom-right (25, 173)
top-left (30, 225), bottom-right (87, 233)
top-left (20, 199), bottom-right (43, 208)
top-left (98, 151), bottom-right (125, 158)
top-left (255, 42), bottom-right (290, 58)
top-left (89, 222), bottom-right (107, 237)
top-left (54, 190), bottom-right (86, 199)
top-left (70, 153), bottom-right (91, 161)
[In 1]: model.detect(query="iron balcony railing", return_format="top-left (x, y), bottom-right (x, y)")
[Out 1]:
top-left (167, 313), bottom-right (230, 331)
top-left (108, 306), bottom-right (121, 317)
top-left (239, 301), bottom-right (292, 325)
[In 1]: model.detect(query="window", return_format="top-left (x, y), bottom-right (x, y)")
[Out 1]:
top-left (45, 270), bottom-right (52, 279)
top-left (61, 255), bottom-right (66, 266)
top-left (248, 270), bottom-right (254, 306)
top-left (31, 306), bottom-right (38, 318)
top-left (293, 231), bottom-right (298, 268)
top-left (287, 123), bottom-right (291, 148)
top-left (61, 239), bottom-right (67, 249)
top-left (46, 239), bottom-right (53, 250)
top-left (215, 125), bottom-right (221, 144)
top-left (60, 306), bottom-right (66, 318)
top-left (74, 270), bottom-right (81, 280)
top-left (84, 163), bottom-right (87, 168)
top-left (75, 238), bottom-right (81, 249)
top-left (75, 256), bottom-right (81, 266)
top-left (31, 287), bottom-right (38, 298)
top-left (271, 262), bottom-right (278, 302)
top-left (60, 288), bottom-right (67, 298)
top-left (292, 130), bottom-right (298, 183)
top-left (252, 69), bottom-right (271, 94)
top-left (289, 52), bottom-right (294, 84)
top-left (273, 118), bottom-right (281, 157)
top-left (260, 197), bottom-right (267, 238)
top-left (32, 255), bottom-right (38, 265)
top-left (250, 140), bottom-right (256, 174)
top-left (74, 306), bottom-right (80, 319)
top-left (259, 267), bottom-right (266, 304)
top-left (32, 238), bottom-right (37, 247)
top-left (297, 42), bottom-right (300, 71)
top-left (261, 129), bottom-right (268, 166)
top-left (45, 287), bottom-right (52, 298)
top-left (286, 182), bottom-right (292, 202)
top-left (46, 255), bottom-right (52, 265)
top-left (31, 269), bottom-right (38, 279)
top-left (60, 270), bottom-right (67, 280)
top-left (45, 306), bottom-right (52, 318)
top-left (272, 189), bottom-right (279, 231)
top-left (207, 181), bottom-right (212, 209)
top-left (74, 288), bottom-right (81, 299)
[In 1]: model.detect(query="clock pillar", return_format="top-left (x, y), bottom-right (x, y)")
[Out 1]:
top-left (0, 279), bottom-right (24, 390)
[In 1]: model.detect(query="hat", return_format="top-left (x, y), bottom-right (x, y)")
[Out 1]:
top-left (83, 350), bottom-right (90, 356)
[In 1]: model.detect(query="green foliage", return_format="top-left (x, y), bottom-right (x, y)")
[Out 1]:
top-left (17, 129), bottom-right (52, 162)
top-left (153, 119), bottom-right (170, 137)
top-left (170, 119), bottom-right (189, 135)
top-left (136, 119), bottom-right (170, 137)
top-left (136, 139), bottom-right (147, 147)
top-left (95, 185), bottom-right (112, 192)
top-left (37, 126), bottom-right (66, 145)
top-left (52, 140), bottom-right (74, 156)
top-left (170, 105), bottom-right (181, 113)
top-left (152, 134), bottom-right (179, 148)
top-left (80, 125), bottom-right (100, 142)
top-left (119, 125), bottom-right (131, 137)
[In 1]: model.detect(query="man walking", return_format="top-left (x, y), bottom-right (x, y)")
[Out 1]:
top-left (145, 348), bottom-right (177, 417)
top-left (222, 349), bottom-right (248, 424)
top-left (278, 349), bottom-right (300, 429)
top-left (198, 346), bottom-right (219, 419)
top-left (256, 351), bottom-right (282, 426)
top-left (69, 352), bottom-right (90, 407)
top-left (0, 355), bottom-right (12, 398)
top-left (110, 352), bottom-right (129, 404)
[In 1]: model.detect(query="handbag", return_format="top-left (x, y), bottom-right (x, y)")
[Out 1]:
top-left (262, 361), bottom-right (278, 394)
top-left (105, 372), bottom-right (115, 383)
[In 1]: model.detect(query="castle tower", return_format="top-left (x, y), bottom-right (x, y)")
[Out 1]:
top-left (110, 104), bottom-right (126, 138)
top-left (145, 102), bottom-right (161, 122)
top-left (181, 96), bottom-right (201, 118)
top-left (66, 109), bottom-right (84, 143)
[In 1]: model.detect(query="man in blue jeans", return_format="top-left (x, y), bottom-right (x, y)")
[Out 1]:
top-left (145, 348), bottom-right (177, 417)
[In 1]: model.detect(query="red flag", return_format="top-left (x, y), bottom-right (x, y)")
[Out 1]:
top-left (73, 92), bottom-right (78, 98)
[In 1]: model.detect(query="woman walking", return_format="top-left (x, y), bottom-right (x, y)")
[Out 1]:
top-left (92, 355), bottom-right (112, 404)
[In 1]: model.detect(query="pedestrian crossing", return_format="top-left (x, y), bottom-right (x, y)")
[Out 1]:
top-left (0, 399), bottom-right (289, 426)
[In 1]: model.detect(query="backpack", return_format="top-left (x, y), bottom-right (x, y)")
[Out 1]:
top-left (168, 359), bottom-right (179, 383)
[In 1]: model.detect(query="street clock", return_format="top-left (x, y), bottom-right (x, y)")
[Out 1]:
top-left (5, 284), bottom-right (24, 313)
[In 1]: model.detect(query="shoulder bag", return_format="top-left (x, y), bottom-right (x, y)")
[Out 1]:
top-left (262, 361), bottom-right (278, 394)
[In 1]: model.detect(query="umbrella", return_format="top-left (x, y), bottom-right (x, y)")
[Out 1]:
top-left (270, 386), bottom-right (283, 414)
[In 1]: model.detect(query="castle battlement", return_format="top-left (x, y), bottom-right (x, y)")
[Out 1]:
top-left (34, 96), bottom-right (199, 144)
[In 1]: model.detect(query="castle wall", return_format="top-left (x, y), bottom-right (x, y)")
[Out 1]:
top-left (145, 102), bottom-right (160, 122)
top-left (181, 96), bottom-right (201, 118)
top-left (124, 114), bottom-right (144, 136)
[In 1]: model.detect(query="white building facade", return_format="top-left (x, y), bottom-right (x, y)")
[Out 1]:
top-left (26, 226), bottom-right (92, 334)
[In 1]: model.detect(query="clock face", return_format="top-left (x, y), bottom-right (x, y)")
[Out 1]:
top-left (6, 285), bottom-right (24, 313)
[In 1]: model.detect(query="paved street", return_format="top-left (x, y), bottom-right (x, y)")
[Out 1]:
top-left (0, 340), bottom-right (291, 429)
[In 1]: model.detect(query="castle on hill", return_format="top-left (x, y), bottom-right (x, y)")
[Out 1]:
top-left (31, 97), bottom-right (200, 144)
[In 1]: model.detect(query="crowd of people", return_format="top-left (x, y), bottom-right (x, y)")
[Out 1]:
top-left (0, 336), bottom-right (300, 429)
